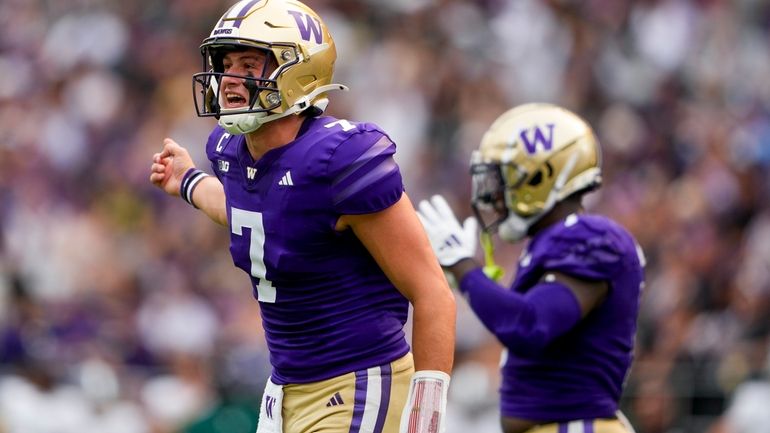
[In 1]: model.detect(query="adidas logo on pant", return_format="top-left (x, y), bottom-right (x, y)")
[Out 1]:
top-left (326, 392), bottom-right (344, 407)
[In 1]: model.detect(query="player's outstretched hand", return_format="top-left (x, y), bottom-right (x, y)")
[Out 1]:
top-left (149, 138), bottom-right (195, 196)
top-left (416, 195), bottom-right (478, 267)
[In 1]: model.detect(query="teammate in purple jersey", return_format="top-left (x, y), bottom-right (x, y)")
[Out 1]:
top-left (149, 1), bottom-right (455, 432)
top-left (418, 103), bottom-right (645, 433)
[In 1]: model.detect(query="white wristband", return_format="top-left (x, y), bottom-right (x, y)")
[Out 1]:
top-left (400, 370), bottom-right (450, 433)
top-left (412, 370), bottom-right (450, 383)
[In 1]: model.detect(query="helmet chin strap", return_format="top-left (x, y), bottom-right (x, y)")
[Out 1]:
top-left (218, 83), bottom-right (348, 135)
top-left (498, 152), bottom-right (579, 243)
top-left (498, 214), bottom-right (535, 243)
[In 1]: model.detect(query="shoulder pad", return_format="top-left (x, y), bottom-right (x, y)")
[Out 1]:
top-left (533, 214), bottom-right (632, 280)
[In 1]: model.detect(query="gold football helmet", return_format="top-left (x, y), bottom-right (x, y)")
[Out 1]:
top-left (470, 103), bottom-right (602, 242)
top-left (193, 0), bottom-right (347, 134)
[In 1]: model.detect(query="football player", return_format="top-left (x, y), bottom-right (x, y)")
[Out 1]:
top-left (418, 103), bottom-right (645, 433)
top-left (149, 1), bottom-right (455, 432)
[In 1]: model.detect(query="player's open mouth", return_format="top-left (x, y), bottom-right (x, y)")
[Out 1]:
top-left (225, 92), bottom-right (247, 106)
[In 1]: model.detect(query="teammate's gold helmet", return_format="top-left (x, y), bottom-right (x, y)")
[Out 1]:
top-left (470, 103), bottom-right (602, 242)
top-left (193, 0), bottom-right (347, 134)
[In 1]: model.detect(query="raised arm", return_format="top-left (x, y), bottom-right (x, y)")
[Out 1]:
top-left (149, 138), bottom-right (228, 226)
top-left (416, 194), bottom-right (610, 356)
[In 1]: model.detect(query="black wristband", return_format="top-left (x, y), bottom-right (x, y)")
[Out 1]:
top-left (180, 168), bottom-right (209, 209)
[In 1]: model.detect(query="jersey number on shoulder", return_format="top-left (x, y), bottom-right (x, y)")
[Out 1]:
top-left (231, 207), bottom-right (277, 303)
top-left (324, 119), bottom-right (355, 132)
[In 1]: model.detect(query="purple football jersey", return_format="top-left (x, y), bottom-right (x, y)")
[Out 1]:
top-left (467, 214), bottom-right (644, 420)
top-left (205, 116), bottom-right (410, 384)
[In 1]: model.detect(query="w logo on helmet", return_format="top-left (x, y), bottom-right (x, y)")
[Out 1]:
top-left (519, 124), bottom-right (555, 154)
top-left (288, 10), bottom-right (323, 44)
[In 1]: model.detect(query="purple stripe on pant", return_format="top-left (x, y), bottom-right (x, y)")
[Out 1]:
top-left (349, 369), bottom-right (368, 433)
top-left (372, 364), bottom-right (392, 433)
top-left (584, 419), bottom-right (594, 433)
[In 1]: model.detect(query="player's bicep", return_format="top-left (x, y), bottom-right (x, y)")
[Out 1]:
top-left (342, 194), bottom-right (445, 301)
top-left (541, 271), bottom-right (608, 318)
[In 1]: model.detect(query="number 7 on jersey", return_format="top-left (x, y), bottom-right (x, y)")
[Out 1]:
top-left (231, 207), bottom-right (277, 303)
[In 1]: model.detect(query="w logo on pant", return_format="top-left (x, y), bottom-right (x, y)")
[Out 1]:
top-left (519, 124), bottom-right (555, 154)
top-left (265, 395), bottom-right (276, 419)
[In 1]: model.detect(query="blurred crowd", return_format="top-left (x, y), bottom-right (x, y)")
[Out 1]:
top-left (1, 0), bottom-right (770, 432)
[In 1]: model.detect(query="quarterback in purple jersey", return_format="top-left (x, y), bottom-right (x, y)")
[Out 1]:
top-left (149, 1), bottom-right (455, 432)
top-left (418, 104), bottom-right (645, 433)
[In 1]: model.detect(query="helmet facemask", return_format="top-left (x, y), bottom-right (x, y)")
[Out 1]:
top-left (471, 161), bottom-right (518, 235)
top-left (471, 144), bottom-right (585, 243)
top-left (193, 43), bottom-right (288, 134)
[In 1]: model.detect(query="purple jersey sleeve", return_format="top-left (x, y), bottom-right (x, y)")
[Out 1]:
top-left (459, 269), bottom-right (582, 356)
top-left (327, 130), bottom-right (403, 215)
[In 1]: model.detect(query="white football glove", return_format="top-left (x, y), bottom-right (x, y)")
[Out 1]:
top-left (417, 195), bottom-right (478, 267)
top-left (399, 370), bottom-right (450, 433)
